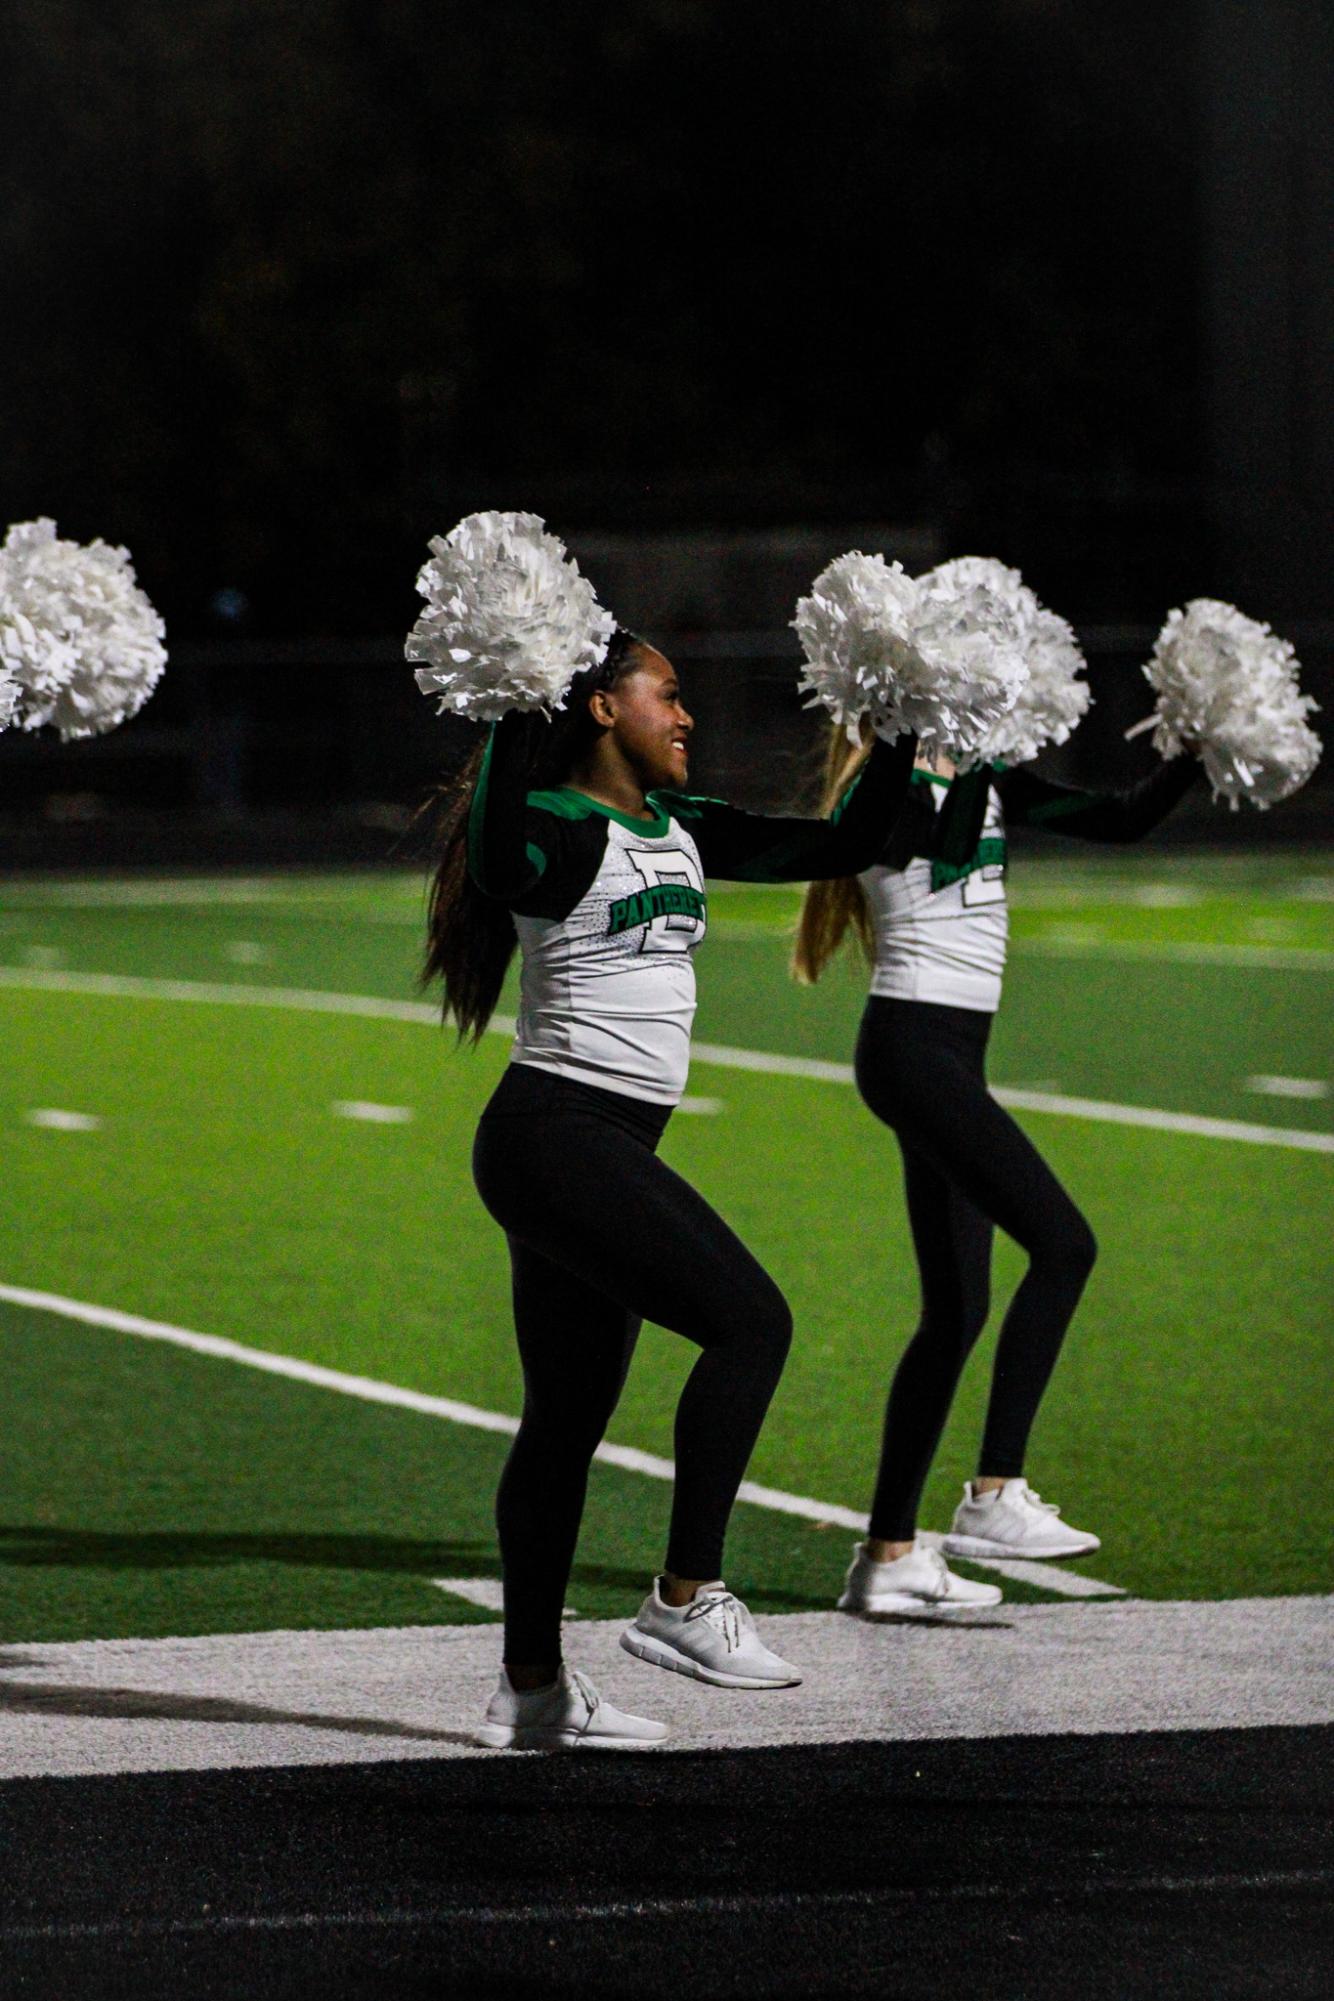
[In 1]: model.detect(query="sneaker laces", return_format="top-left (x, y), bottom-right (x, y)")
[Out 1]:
top-left (684, 1588), bottom-right (749, 1652)
top-left (566, 1668), bottom-right (599, 1719)
top-left (1019, 1484), bottom-right (1061, 1517)
top-left (923, 1548), bottom-right (952, 1598)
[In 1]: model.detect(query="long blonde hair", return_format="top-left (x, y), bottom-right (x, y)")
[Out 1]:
top-left (791, 722), bottom-right (876, 985)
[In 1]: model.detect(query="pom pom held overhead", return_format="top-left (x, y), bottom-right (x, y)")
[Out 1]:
top-left (1139, 598), bottom-right (1320, 810)
top-left (0, 518), bottom-right (167, 739)
top-left (927, 557), bottom-right (1091, 769)
top-left (792, 551), bottom-right (923, 739)
top-left (407, 510), bottom-right (615, 722)
top-left (793, 550), bottom-right (1030, 759)
top-left (0, 657), bottom-right (21, 734)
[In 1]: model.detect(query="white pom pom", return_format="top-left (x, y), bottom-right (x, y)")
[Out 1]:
top-left (792, 551), bottom-right (924, 739)
top-left (927, 558), bottom-right (1091, 768)
top-left (794, 550), bottom-right (1030, 758)
top-left (0, 661), bottom-right (21, 733)
top-left (0, 518), bottom-right (167, 740)
top-left (901, 555), bottom-right (1031, 757)
top-left (406, 510), bottom-right (615, 721)
top-left (1141, 599), bottom-right (1320, 810)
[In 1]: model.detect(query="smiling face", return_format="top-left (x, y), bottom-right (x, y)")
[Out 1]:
top-left (591, 645), bottom-right (694, 792)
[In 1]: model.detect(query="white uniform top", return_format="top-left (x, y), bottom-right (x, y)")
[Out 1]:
top-left (469, 719), bottom-right (914, 1104)
top-left (512, 808), bottom-right (708, 1106)
top-left (861, 774), bottom-right (1009, 1013)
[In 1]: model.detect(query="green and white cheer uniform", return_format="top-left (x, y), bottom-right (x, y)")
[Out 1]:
top-left (860, 758), bottom-right (1202, 1014)
top-left (468, 715), bottom-right (916, 1104)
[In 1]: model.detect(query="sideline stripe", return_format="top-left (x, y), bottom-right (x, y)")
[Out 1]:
top-left (5, 1869), bottom-right (1328, 1940)
top-left (0, 965), bottom-right (441, 1024)
top-left (986, 1089), bottom-right (1334, 1155)
top-left (0, 1283), bottom-right (1123, 1598)
top-left (2, 966), bottom-right (1331, 1154)
top-left (1017, 937), bottom-right (1334, 974)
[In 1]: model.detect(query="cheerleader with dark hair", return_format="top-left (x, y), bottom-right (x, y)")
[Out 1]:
top-left (414, 520), bottom-right (917, 1749)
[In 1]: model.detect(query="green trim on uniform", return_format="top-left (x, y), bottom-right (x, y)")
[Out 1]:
top-left (827, 768), bottom-right (865, 826)
top-left (1021, 790), bottom-right (1105, 825)
top-left (653, 791), bottom-right (725, 823)
top-left (911, 768), bottom-right (953, 791)
top-left (524, 841), bottom-right (548, 878)
top-left (524, 787), bottom-right (595, 821)
top-left (930, 834), bottom-right (1007, 892)
top-left (527, 786), bottom-right (672, 837)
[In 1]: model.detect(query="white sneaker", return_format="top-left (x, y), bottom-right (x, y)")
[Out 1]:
top-left (473, 1665), bottom-right (668, 1751)
top-left (837, 1540), bottom-right (1002, 1615)
top-left (943, 1479), bottom-right (1101, 1559)
top-left (621, 1581), bottom-right (802, 1689)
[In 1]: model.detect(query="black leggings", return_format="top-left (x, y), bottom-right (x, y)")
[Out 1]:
top-left (471, 1062), bottom-right (793, 1665)
top-left (855, 998), bottom-right (1097, 1541)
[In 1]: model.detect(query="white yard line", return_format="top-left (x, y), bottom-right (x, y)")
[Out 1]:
top-left (3, 966), bottom-right (1331, 1154)
top-left (1016, 937), bottom-right (1334, 973)
top-left (330, 1100), bottom-right (415, 1125)
top-left (1245, 1075), bottom-right (1328, 1100)
top-left (0, 965), bottom-right (441, 1023)
top-left (0, 1598), bottom-right (1328, 1779)
top-left (22, 1109), bottom-right (102, 1133)
top-left (0, 1283), bottom-right (1122, 1599)
top-left (988, 1090), bottom-right (1334, 1155)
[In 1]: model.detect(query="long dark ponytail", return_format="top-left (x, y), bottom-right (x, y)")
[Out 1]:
top-left (421, 628), bottom-right (646, 1040)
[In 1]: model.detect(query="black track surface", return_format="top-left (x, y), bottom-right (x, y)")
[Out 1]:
top-left (2, 1726), bottom-right (1330, 1998)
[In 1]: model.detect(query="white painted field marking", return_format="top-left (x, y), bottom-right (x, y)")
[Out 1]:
top-left (3, 879), bottom-right (291, 908)
top-left (963, 1556), bottom-right (1119, 1597)
top-left (331, 1100), bottom-right (415, 1125)
top-left (1130, 883), bottom-right (1201, 907)
top-left (991, 1088), bottom-right (1334, 1155)
top-left (23, 1109), bottom-right (101, 1133)
top-left (1018, 937), bottom-right (1334, 973)
top-left (675, 1095), bottom-right (724, 1115)
top-left (432, 1578), bottom-right (579, 1618)
top-left (3, 968), bottom-right (1331, 1155)
top-left (1042, 922), bottom-right (1105, 946)
top-left (0, 965), bottom-right (441, 1023)
top-left (704, 929), bottom-right (1334, 973)
top-left (0, 1283), bottom-right (1121, 1599)
top-left (1245, 1075), bottom-right (1328, 1101)
top-left (431, 1577), bottom-right (505, 1612)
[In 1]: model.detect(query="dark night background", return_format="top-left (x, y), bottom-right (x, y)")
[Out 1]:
top-left (1, 0), bottom-right (1330, 853)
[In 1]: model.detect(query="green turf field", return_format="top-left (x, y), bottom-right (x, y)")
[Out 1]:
top-left (1, 850), bottom-right (1331, 1643)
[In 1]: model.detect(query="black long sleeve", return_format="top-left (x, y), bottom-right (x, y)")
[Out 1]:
top-left (997, 756), bottom-right (1202, 843)
top-left (661, 732), bottom-right (918, 882)
top-left (466, 712), bottom-right (574, 903)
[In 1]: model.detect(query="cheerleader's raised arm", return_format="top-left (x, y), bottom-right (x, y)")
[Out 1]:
top-left (995, 755), bottom-right (1202, 843)
top-left (468, 710), bottom-right (918, 910)
top-left (656, 729), bottom-right (917, 885)
top-left (926, 751), bottom-right (1203, 867)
